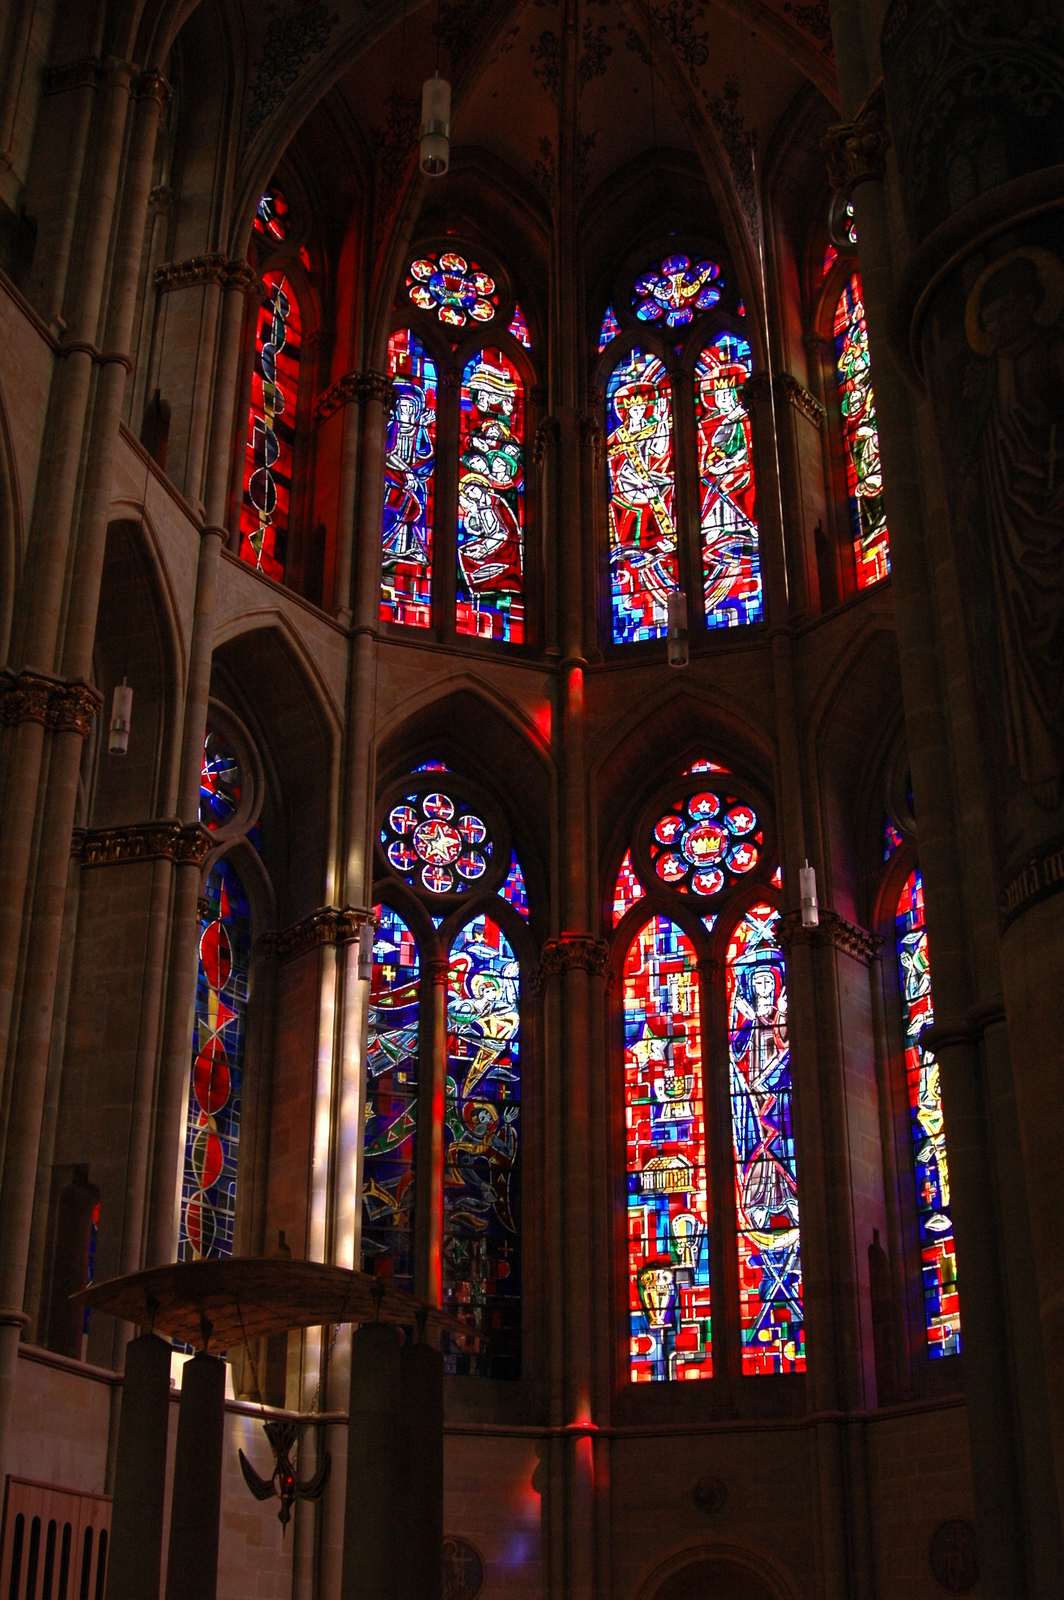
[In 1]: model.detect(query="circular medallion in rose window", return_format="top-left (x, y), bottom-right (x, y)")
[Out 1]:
top-left (648, 791), bottom-right (761, 898)
top-left (381, 790), bottom-right (493, 895)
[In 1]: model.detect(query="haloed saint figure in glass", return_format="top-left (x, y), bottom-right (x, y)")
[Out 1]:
top-left (607, 352), bottom-right (676, 643)
top-left (457, 351), bottom-right (525, 643)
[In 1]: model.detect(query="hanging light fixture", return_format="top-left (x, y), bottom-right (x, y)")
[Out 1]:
top-left (420, 0), bottom-right (450, 177)
top-left (108, 679), bottom-right (133, 756)
top-left (667, 590), bottom-right (689, 668)
top-left (799, 859), bottom-right (819, 928)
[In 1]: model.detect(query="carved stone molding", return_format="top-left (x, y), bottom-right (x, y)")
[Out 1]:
top-left (73, 821), bottom-right (211, 868)
top-left (133, 69), bottom-right (172, 105)
top-left (0, 671), bottom-right (102, 737)
top-left (578, 412), bottom-right (604, 465)
top-left (776, 908), bottom-right (882, 965)
top-left (740, 372), bottom-right (824, 427)
top-left (43, 58), bottom-right (102, 95)
top-left (821, 81), bottom-right (890, 193)
top-left (155, 253), bottom-right (228, 293)
top-left (148, 185), bottom-right (175, 214)
top-left (224, 259), bottom-right (257, 296)
top-left (259, 904), bottom-right (377, 964)
top-left (315, 372), bottom-right (359, 421)
top-left (536, 934), bottom-right (610, 992)
top-left (359, 371), bottom-right (394, 407)
top-left (534, 415), bottom-right (561, 468)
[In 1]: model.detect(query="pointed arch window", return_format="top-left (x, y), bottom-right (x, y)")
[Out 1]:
top-left (365, 772), bottom-right (528, 1376)
top-left (457, 349), bottom-right (525, 643)
top-left (239, 271), bottom-right (302, 583)
top-left (834, 273), bottom-right (890, 588)
top-left (599, 255), bottom-right (763, 649)
top-left (381, 329), bottom-right (438, 628)
top-left (896, 867), bottom-right (960, 1357)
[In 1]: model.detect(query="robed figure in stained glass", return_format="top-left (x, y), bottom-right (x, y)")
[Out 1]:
top-left (457, 355), bottom-right (524, 625)
top-left (383, 381), bottom-right (436, 571)
top-left (730, 963), bottom-right (796, 1234)
top-left (607, 352), bottom-right (677, 642)
top-left (695, 336), bottom-right (763, 627)
top-left (834, 275), bottom-right (889, 586)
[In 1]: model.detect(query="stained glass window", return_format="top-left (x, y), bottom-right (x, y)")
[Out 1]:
top-left (381, 788), bottom-right (493, 895)
top-left (444, 916), bottom-right (521, 1377)
top-left (407, 253), bottom-right (498, 328)
top-left (598, 303), bottom-right (621, 352)
top-left (254, 187), bottom-right (290, 242)
top-left (607, 349), bottom-right (676, 643)
top-left (822, 242), bottom-right (837, 279)
top-left (613, 848), bottom-right (646, 927)
top-left (625, 917), bottom-right (711, 1382)
top-left (883, 816), bottom-right (904, 862)
top-left (726, 904), bottom-right (805, 1374)
top-left (695, 335), bottom-right (763, 629)
top-left (896, 869), bottom-right (960, 1357)
top-left (501, 850), bottom-right (529, 919)
top-left (200, 726), bottom-right (241, 830)
top-left (508, 303), bottom-right (531, 349)
top-left (632, 255), bottom-right (723, 328)
top-left (362, 906), bottom-right (420, 1292)
top-left (180, 857), bottom-right (250, 1261)
top-left (684, 759), bottom-right (729, 775)
top-left (414, 760), bottom-right (451, 772)
top-left (457, 349), bottom-right (525, 643)
top-left (381, 329), bottom-right (437, 628)
top-left (834, 273), bottom-right (890, 588)
top-left (649, 790), bottom-right (761, 901)
top-left (239, 271), bottom-right (300, 583)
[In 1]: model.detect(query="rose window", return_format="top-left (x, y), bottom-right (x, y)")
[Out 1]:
top-left (200, 725), bottom-right (242, 830)
top-left (381, 790), bottom-right (493, 894)
top-left (632, 255), bottom-right (723, 327)
top-left (407, 253), bottom-right (498, 328)
top-left (648, 791), bottom-right (760, 897)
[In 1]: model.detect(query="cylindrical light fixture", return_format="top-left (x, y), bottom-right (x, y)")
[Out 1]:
top-left (358, 921), bottom-right (375, 982)
top-left (109, 679), bottom-right (133, 756)
top-left (799, 859), bottom-right (819, 928)
top-left (420, 73), bottom-right (450, 177)
top-left (667, 590), bottom-right (689, 668)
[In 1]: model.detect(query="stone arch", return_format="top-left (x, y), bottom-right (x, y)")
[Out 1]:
top-left (633, 1542), bottom-right (800, 1600)
top-left (0, 376), bottom-right (21, 669)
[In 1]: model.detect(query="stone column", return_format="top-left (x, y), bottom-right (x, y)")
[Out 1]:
top-left (414, 956), bottom-right (448, 1307)
top-left (164, 1352), bottom-right (227, 1600)
top-left (399, 1337), bottom-right (443, 1600)
top-left (341, 1322), bottom-right (401, 1600)
top-left (105, 1333), bottom-right (172, 1600)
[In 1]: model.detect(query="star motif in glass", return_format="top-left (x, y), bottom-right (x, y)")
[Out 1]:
top-left (381, 789), bottom-right (493, 894)
top-left (407, 253), bottom-right (499, 328)
top-left (648, 790), bottom-right (761, 898)
top-left (632, 255), bottom-right (723, 328)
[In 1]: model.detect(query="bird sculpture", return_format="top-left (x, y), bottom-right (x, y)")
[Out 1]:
top-left (238, 1419), bottom-right (330, 1531)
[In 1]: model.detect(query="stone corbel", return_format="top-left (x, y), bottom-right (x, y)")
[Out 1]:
top-left (536, 933), bottom-right (610, 993)
top-left (0, 670), bottom-right (102, 737)
top-left (259, 904), bottom-right (377, 964)
top-left (776, 908), bottom-right (882, 965)
top-left (821, 81), bottom-right (891, 194)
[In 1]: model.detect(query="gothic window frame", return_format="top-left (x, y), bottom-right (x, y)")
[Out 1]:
top-left (236, 182), bottom-right (322, 592)
top-left (368, 763), bottom-right (538, 1381)
top-left (594, 241), bottom-right (760, 656)
top-left (382, 240), bottom-right (542, 650)
top-left (809, 243), bottom-right (890, 606)
top-left (871, 832), bottom-right (964, 1393)
top-left (607, 763), bottom-right (801, 1401)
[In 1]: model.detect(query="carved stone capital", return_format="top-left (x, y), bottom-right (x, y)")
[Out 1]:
top-left (148, 185), bottom-right (175, 214)
top-left (536, 933), bottom-right (610, 992)
top-left (259, 904), bottom-right (377, 964)
top-left (43, 58), bottom-right (102, 96)
top-left (316, 372), bottom-right (360, 422)
top-left (356, 371), bottom-right (394, 407)
top-left (740, 372), bottom-right (771, 411)
top-left (0, 671), bottom-right (102, 737)
top-left (534, 415), bottom-right (561, 468)
top-left (776, 372), bottom-right (825, 427)
top-left (426, 958), bottom-right (449, 985)
top-left (821, 82), bottom-right (890, 193)
top-left (73, 821), bottom-right (211, 867)
top-left (224, 258), bottom-right (258, 296)
top-left (776, 908), bottom-right (882, 965)
top-left (133, 69), bottom-right (172, 105)
top-left (155, 253), bottom-right (228, 293)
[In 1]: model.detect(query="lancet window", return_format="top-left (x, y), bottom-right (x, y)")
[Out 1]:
top-left (598, 252), bottom-right (762, 650)
top-left (366, 765), bottom-right (529, 1378)
top-left (615, 759), bottom-right (804, 1383)
top-left (381, 248), bottom-right (534, 645)
top-left (833, 272), bottom-right (890, 589)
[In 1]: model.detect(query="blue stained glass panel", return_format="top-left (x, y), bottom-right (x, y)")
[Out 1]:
top-left (180, 857), bottom-right (250, 1262)
top-left (362, 906), bottom-right (420, 1292)
top-left (501, 850), bottom-right (529, 919)
top-left (444, 916), bottom-right (521, 1377)
top-left (607, 350), bottom-right (676, 643)
top-left (598, 303), bottom-right (621, 352)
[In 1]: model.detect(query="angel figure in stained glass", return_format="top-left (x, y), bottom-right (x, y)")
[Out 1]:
top-left (383, 382), bottom-right (435, 566)
top-left (730, 963), bottom-right (796, 1233)
top-left (445, 1096), bottom-right (519, 1234)
top-left (608, 377), bottom-right (676, 603)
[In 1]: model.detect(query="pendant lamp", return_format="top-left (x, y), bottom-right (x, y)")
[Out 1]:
top-left (420, 72), bottom-right (450, 176)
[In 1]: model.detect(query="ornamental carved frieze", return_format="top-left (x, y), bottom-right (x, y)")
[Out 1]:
top-left (315, 372), bottom-right (360, 422)
top-left (821, 81), bottom-right (890, 194)
top-left (73, 821), bottom-right (211, 867)
top-left (155, 254), bottom-right (229, 293)
top-left (776, 908), bottom-right (882, 965)
top-left (259, 904), bottom-right (377, 964)
top-left (536, 934), bottom-right (610, 993)
top-left (224, 259), bottom-right (258, 296)
top-left (739, 372), bottom-right (823, 428)
top-left (0, 671), bottom-right (102, 737)
top-left (43, 58), bottom-right (102, 95)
